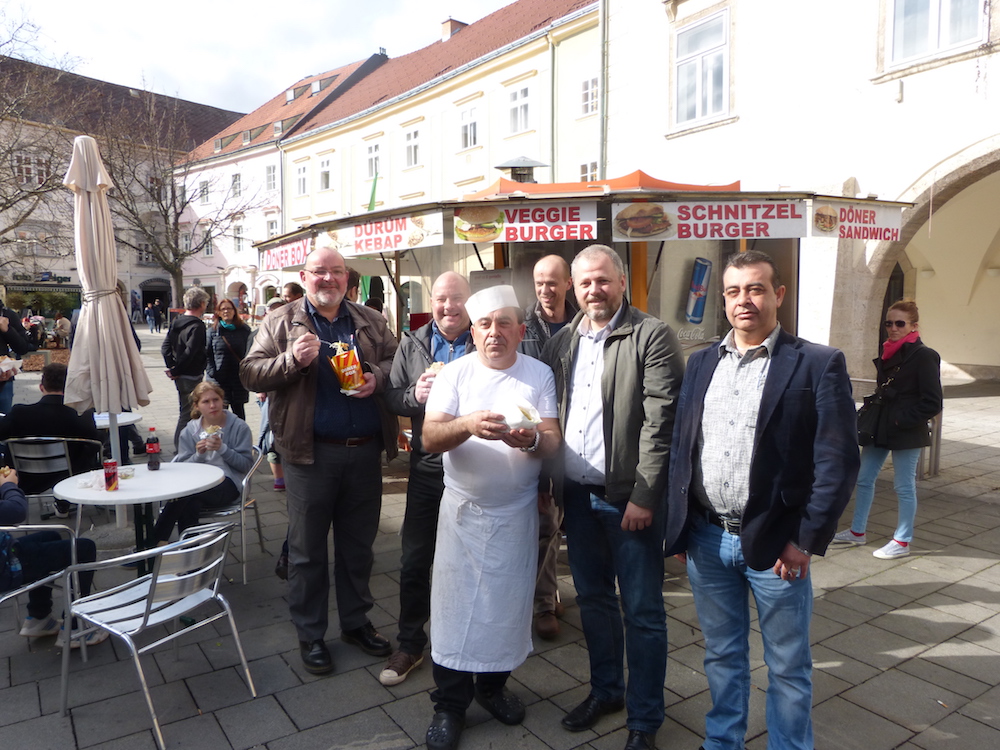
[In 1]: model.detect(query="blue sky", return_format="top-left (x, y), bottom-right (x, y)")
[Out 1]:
top-left (8, 0), bottom-right (514, 112)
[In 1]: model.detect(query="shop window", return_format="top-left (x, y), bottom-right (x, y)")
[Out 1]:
top-left (296, 164), bottom-right (308, 196)
top-left (265, 164), bottom-right (276, 191)
top-left (405, 130), bottom-right (420, 168)
top-left (675, 11), bottom-right (729, 125)
top-left (368, 143), bottom-right (380, 179)
top-left (889, 0), bottom-right (984, 65)
top-left (460, 107), bottom-right (478, 149)
top-left (509, 87), bottom-right (530, 134)
top-left (582, 77), bottom-right (598, 115)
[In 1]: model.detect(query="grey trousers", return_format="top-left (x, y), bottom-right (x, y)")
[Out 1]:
top-left (535, 494), bottom-right (563, 614)
top-left (284, 440), bottom-right (383, 642)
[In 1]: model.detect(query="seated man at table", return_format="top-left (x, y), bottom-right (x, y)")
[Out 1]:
top-left (0, 468), bottom-right (108, 647)
top-left (0, 363), bottom-right (101, 518)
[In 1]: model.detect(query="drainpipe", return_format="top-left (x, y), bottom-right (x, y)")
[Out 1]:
top-left (550, 33), bottom-right (557, 181)
top-left (598, 0), bottom-right (609, 179)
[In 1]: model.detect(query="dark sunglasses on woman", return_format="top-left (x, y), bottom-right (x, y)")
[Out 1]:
top-left (884, 320), bottom-right (908, 328)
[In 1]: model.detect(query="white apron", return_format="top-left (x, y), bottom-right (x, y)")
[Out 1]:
top-left (430, 486), bottom-right (538, 673)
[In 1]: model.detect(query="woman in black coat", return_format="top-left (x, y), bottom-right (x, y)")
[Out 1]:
top-left (834, 299), bottom-right (942, 560)
top-left (205, 298), bottom-right (251, 420)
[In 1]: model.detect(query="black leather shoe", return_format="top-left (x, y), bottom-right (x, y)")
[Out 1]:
top-left (623, 729), bottom-right (656, 750)
top-left (274, 552), bottom-right (288, 580)
top-left (474, 685), bottom-right (525, 725)
top-left (561, 693), bottom-right (626, 731)
top-left (340, 622), bottom-right (392, 656)
top-left (299, 639), bottom-right (333, 675)
top-left (426, 711), bottom-right (464, 750)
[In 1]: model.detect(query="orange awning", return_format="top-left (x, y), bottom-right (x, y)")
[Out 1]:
top-left (463, 170), bottom-right (741, 200)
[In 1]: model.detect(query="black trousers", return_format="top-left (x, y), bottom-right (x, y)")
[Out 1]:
top-left (397, 460), bottom-right (444, 655)
top-left (152, 477), bottom-right (239, 543)
top-left (431, 661), bottom-right (509, 716)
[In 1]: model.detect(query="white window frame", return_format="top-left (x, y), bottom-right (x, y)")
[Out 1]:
top-left (181, 233), bottom-right (192, 253)
top-left (296, 165), bottom-right (308, 196)
top-left (319, 158), bottom-right (331, 191)
top-left (674, 10), bottom-right (730, 126)
top-left (233, 225), bottom-right (243, 253)
top-left (888, 0), bottom-right (986, 66)
top-left (580, 161), bottom-right (598, 182)
top-left (405, 129), bottom-right (420, 168)
top-left (367, 143), bottom-right (380, 179)
top-left (266, 220), bottom-right (279, 238)
top-left (265, 164), bottom-right (277, 192)
top-left (460, 107), bottom-right (478, 149)
top-left (582, 77), bottom-right (598, 115)
top-left (231, 173), bottom-right (241, 197)
top-left (14, 154), bottom-right (46, 186)
top-left (199, 180), bottom-right (209, 205)
top-left (204, 237), bottom-right (214, 257)
top-left (509, 87), bottom-right (530, 134)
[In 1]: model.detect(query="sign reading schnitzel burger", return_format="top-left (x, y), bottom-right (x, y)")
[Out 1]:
top-left (453, 202), bottom-right (597, 243)
top-left (613, 201), bottom-right (808, 241)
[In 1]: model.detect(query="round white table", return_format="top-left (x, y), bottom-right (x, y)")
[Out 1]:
top-left (54, 463), bottom-right (225, 574)
top-left (93, 412), bottom-right (144, 430)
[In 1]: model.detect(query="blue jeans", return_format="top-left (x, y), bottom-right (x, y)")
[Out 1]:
top-left (14, 531), bottom-right (96, 619)
top-left (0, 378), bottom-right (13, 415)
top-left (562, 481), bottom-right (666, 733)
top-left (850, 446), bottom-right (920, 543)
top-left (687, 520), bottom-right (814, 750)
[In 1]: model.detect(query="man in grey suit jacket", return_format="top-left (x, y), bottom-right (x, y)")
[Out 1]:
top-left (666, 250), bottom-right (859, 750)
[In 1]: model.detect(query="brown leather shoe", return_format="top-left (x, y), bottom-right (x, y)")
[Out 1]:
top-left (534, 611), bottom-right (560, 640)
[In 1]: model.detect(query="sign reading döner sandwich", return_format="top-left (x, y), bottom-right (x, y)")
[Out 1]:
top-left (332, 211), bottom-right (444, 257)
top-left (612, 201), bottom-right (808, 242)
top-left (809, 201), bottom-right (901, 241)
top-left (453, 202), bottom-right (597, 244)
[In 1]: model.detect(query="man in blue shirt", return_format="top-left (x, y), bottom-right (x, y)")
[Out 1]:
top-left (241, 246), bottom-right (399, 676)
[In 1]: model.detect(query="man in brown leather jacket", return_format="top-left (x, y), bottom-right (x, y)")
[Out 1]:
top-left (241, 246), bottom-right (398, 676)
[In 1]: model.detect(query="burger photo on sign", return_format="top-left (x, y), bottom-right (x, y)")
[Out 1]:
top-left (454, 206), bottom-right (504, 242)
top-left (615, 203), bottom-right (673, 238)
top-left (813, 205), bottom-right (838, 233)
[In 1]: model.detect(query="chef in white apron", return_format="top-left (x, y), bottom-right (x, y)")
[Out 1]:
top-left (421, 285), bottom-right (560, 750)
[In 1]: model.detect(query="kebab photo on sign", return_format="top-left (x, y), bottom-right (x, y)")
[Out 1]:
top-left (614, 203), bottom-right (674, 238)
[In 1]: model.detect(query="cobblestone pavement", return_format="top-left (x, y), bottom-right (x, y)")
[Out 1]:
top-left (2, 330), bottom-right (1000, 749)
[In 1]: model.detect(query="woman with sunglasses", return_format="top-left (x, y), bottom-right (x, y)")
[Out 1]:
top-left (834, 299), bottom-right (942, 559)
top-left (206, 298), bottom-right (252, 419)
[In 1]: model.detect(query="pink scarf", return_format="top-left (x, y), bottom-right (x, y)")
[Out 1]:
top-left (882, 330), bottom-right (919, 361)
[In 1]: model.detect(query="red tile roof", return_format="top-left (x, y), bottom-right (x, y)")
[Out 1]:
top-left (0, 56), bottom-right (243, 148)
top-left (186, 56), bottom-right (387, 161)
top-left (292, 0), bottom-right (595, 136)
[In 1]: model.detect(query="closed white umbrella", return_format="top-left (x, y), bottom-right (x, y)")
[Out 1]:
top-left (63, 135), bottom-right (152, 526)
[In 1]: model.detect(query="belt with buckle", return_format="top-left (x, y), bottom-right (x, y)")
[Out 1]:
top-left (704, 509), bottom-right (742, 535)
top-left (315, 435), bottom-right (376, 447)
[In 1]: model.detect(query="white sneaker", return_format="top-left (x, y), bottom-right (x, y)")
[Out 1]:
top-left (873, 540), bottom-right (910, 559)
top-left (19, 615), bottom-right (61, 637)
top-left (833, 529), bottom-right (867, 545)
top-left (56, 626), bottom-right (111, 649)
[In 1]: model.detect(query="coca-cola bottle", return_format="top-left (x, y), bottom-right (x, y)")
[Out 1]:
top-left (145, 427), bottom-right (161, 470)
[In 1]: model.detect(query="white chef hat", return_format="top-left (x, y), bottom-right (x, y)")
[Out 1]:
top-left (465, 284), bottom-right (520, 322)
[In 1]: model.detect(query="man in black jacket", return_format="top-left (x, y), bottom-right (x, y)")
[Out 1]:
top-left (0, 301), bottom-right (35, 414)
top-left (0, 363), bottom-right (101, 517)
top-left (161, 287), bottom-right (208, 448)
top-left (380, 271), bottom-right (473, 687)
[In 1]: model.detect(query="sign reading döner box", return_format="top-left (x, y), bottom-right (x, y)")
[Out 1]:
top-left (810, 201), bottom-right (901, 241)
top-left (454, 203), bottom-right (597, 244)
top-left (333, 211), bottom-right (444, 257)
top-left (261, 237), bottom-right (311, 271)
top-left (611, 201), bottom-right (808, 242)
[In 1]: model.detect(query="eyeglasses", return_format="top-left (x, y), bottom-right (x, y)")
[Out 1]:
top-left (304, 268), bottom-right (346, 280)
top-left (884, 320), bottom-right (909, 328)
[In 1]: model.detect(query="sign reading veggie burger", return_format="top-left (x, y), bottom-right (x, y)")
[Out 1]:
top-left (453, 203), bottom-right (597, 243)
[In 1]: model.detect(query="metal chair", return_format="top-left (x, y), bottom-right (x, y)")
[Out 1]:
top-left (2, 437), bottom-right (104, 520)
top-left (197, 445), bottom-right (265, 584)
top-left (58, 523), bottom-right (256, 750)
top-left (0, 522), bottom-right (80, 652)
